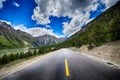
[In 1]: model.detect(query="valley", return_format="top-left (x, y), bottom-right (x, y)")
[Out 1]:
top-left (0, 0), bottom-right (120, 80)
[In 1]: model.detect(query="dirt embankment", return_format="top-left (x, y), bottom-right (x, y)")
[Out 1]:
top-left (79, 41), bottom-right (120, 66)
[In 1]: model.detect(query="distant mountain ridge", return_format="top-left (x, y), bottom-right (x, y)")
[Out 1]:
top-left (35, 35), bottom-right (66, 46)
top-left (0, 21), bottom-right (66, 49)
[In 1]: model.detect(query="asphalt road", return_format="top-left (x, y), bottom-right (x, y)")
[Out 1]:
top-left (1, 48), bottom-right (120, 80)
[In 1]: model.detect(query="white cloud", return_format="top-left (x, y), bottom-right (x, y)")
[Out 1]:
top-left (0, 20), bottom-right (12, 25)
top-left (63, 15), bottom-right (83, 36)
top-left (32, 0), bottom-right (101, 36)
top-left (32, 0), bottom-right (93, 25)
top-left (62, 0), bottom-right (100, 36)
top-left (32, 7), bottom-right (50, 24)
top-left (13, 24), bottom-right (63, 38)
top-left (101, 0), bottom-right (119, 9)
top-left (12, 1), bottom-right (20, 7)
top-left (0, 0), bottom-right (6, 9)
top-left (13, 24), bottom-right (26, 30)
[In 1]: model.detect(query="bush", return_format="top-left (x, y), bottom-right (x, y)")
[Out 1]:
top-left (0, 54), bottom-right (9, 64)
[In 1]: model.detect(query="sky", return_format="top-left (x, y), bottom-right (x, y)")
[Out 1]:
top-left (0, 0), bottom-right (119, 38)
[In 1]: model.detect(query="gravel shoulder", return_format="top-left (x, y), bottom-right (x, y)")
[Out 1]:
top-left (78, 41), bottom-right (120, 68)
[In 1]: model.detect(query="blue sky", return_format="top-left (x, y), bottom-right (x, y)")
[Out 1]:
top-left (0, 0), bottom-right (36, 27)
top-left (0, 0), bottom-right (119, 37)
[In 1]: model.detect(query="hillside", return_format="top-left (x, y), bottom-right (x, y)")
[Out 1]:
top-left (0, 21), bottom-right (38, 49)
top-left (59, 1), bottom-right (120, 48)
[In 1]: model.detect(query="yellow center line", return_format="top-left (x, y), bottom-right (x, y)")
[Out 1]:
top-left (65, 58), bottom-right (70, 77)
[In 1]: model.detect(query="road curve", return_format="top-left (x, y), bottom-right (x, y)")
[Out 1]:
top-left (1, 48), bottom-right (120, 80)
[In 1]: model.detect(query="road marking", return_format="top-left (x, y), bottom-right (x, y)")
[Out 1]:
top-left (65, 58), bottom-right (70, 77)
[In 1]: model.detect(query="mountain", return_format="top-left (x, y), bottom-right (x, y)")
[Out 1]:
top-left (0, 21), bottom-right (66, 49)
top-left (58, 1), bottom-right (120, 48)
top-left (0, 21), bottom-right (38, 49)
top-left (35, 35), bottom-right (66, 46)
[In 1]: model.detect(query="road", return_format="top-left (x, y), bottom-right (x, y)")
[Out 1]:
top-left (1, 48), bottom-right (120, 80)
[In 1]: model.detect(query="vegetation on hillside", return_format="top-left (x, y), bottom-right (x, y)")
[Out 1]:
top-left (0, 22), bottom-right (39, 49)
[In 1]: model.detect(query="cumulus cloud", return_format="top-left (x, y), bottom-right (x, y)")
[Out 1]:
top-left (32, 0), bottom-right (101, 36)
top-left (32, 0), bottom-right (94, 23)
top-left (0, 0), bottom-right (6, 9)
top-left (13, 24), bottom-right (63, 38)
top-left (31, 0), bottom-right (119, 36)
top-left (12, 1), bottom-right (20, 7)
top-left (101, 0), bottom-right (119, 9)
top-left (0, 20), bottom-right (12, 25)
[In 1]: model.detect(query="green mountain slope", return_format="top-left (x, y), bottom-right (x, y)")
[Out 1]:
top-left (0, 22), bottom-right (39, 49)
top-left (55, 1), bottom-right (120, 48)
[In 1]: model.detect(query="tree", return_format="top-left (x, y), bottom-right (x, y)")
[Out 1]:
top-left (0, 54), bottom-right (9, 64)
top-left (9, 53), bottom-right (16, 61)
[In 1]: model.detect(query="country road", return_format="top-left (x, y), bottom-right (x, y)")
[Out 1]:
top-left (1, 48), bottom-right (120, 80)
